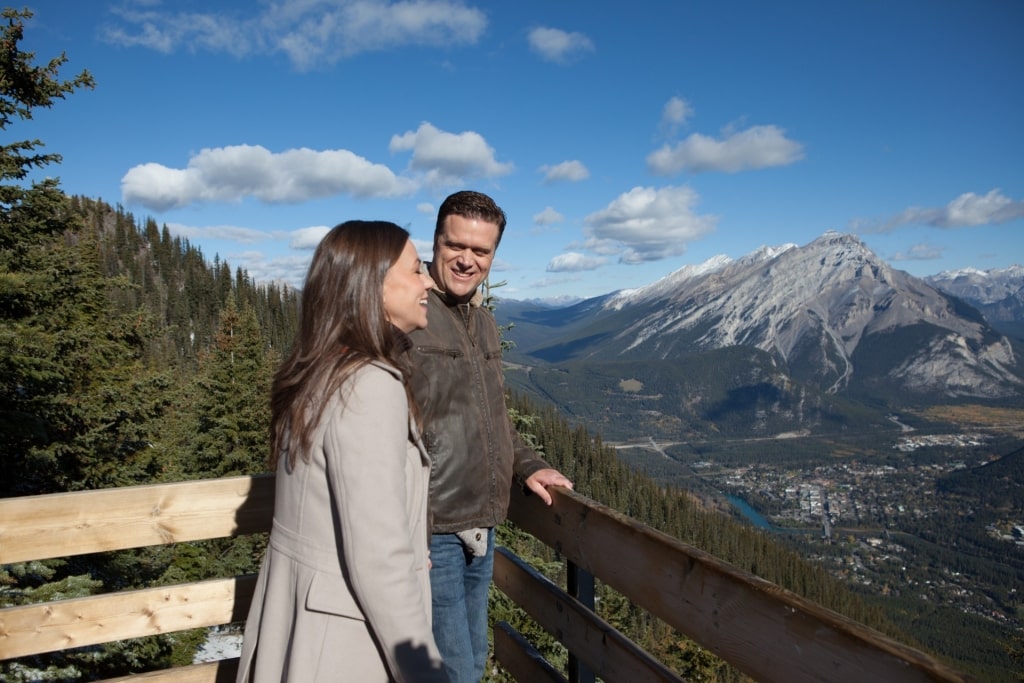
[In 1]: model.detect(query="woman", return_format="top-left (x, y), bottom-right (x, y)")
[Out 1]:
top-left (237, 220), bottom-right (448, 682)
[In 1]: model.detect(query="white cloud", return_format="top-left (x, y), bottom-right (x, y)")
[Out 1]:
top-left (489, 257), bottom-right (514, 273)
top-left (647, 124), bottom-right (804, 174)
top-left (527, 27), bottom-right (594, 64)
top-left (529, 274), bottom-right (583, 291)
top-left (158, 223), bottom-right (312, 288)
top-left (850, 189), bottom-right (1024, 233)
top-left (533, 207), bottom-right (564, 226)
top-left (291, 224), bottom-right (431, 259)
top-left (547, 252), bottom-right (607, 272)
top-left (568, 236), bottom-right (625, 257)
top-left (659, 96), bottom-right (693, 137)
top-left (210, 225), bottom-right (276, 244)
top-left (540, 160), bottom-right (590, 183)
top-left (243, 251), bottom-right (315, 291)
top-left (163, 221), bottom-right (274, 244)
top-left (416, 202), bottom-right (435, 214)
top-left (891, 243), bottom-right (943, 261)
top-left (290, 225), bottom-right (332, 250)
top-left (389, 122), bottom-right (514, 187)
top-left (122, 144), bottom-right (416, 211)
top-left (412, 237), bottom-right (434, 261)
top-left (101, 0), bottom-right (487, 70)
top-left (583, 185), bottom-right (717, 263)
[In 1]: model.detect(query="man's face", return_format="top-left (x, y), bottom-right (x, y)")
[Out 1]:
top-left (430, 213), bottom-right (500, 303)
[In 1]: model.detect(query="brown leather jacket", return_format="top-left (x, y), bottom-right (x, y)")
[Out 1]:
top-left (405, 287), bottom-right (550, 533)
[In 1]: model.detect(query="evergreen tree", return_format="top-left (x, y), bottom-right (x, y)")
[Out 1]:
top-left (177, 293), bottom-right (276, 478)
top-left (0, 8), bottom-right (94, 256)
top-left (0, 8), bottom-right (158, 497)
top-left (0, 12), bottom-right (179, 681)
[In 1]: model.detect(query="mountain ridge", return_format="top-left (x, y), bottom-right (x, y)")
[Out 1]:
top-left (925, 264), bottom-right (1024, 339)
top-left (498, 231), bottom-right (1023, 441)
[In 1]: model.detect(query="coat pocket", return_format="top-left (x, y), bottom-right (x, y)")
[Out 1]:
top-left (304, 571), bottom-right (365, 621)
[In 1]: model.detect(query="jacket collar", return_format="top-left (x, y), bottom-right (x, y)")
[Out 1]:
top-left (425, 261), bottom-right (484, 308)
top-left (433, 287), bottom-right (483, 308)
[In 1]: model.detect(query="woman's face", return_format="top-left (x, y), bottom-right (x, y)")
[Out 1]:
top-left (383, 239), bottom-right (435, 333)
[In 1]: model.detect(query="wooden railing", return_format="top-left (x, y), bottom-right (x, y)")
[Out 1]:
top-left (0, 475), bottom-right (973, 682)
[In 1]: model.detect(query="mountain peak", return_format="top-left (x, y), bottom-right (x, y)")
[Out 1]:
top-left (510, 231), bottom-right (1022, 400)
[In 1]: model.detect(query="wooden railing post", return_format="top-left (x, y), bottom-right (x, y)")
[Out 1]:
top-left (566, 561), bottom-right (596, 683)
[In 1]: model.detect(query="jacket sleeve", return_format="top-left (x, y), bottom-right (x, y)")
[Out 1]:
top-left (489, 306), bottom-right (550, 487)
top-left (508, 413), bottom-right (551, 485)
top-left (323, 365), bottom-right (448, 683)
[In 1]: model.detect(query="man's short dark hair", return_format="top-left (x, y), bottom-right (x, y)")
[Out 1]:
top-left (435, 191), bottom-right (507, 246)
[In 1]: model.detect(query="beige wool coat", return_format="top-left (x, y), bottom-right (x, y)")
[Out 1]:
top-left (236, 361), bottom-right (448, 682)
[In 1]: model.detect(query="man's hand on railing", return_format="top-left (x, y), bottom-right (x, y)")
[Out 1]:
top-left (524, 468), bottom-right (574, 506)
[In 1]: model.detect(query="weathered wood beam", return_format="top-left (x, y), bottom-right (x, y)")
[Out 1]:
top-left (494, 547), bottom-right (685, 683)
top-left (507, 486), bottom-right (971, 683)
top-left (0, 475), bottom-right (274, 564)
top-left (0, 576), bottom-right (256, 659)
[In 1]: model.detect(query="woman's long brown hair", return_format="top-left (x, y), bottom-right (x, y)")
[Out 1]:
top-left (269, 220), bottom-right (415, 470)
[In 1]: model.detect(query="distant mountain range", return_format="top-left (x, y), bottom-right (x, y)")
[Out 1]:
top-left (497, 232), bottom-right (1024, 440)
top-left (926, 265), bottom-right (1024, 339)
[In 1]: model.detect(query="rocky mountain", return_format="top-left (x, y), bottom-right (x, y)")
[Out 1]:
top-left (500, 232), bottom-right (1023, 409)
top-left (925, 265), bottom-right (1024, 339)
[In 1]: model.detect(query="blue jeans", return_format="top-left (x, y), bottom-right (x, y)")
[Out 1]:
top-left (429, 530), bottom-right (495, 683)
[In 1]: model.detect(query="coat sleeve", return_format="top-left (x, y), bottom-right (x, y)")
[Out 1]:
top-left (323, 365), bottom-right (448, 683)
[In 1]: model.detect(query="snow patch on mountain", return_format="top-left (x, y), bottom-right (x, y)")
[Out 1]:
top-left (926, 264), bottom-right (1024, 305)
top-left (605, 243), bottom-right (797, 311)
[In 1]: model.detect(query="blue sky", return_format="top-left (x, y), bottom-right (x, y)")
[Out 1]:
top-left (20, 0), bottom-right (1024, 301)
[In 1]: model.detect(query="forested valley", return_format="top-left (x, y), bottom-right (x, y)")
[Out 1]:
top-left (1, 10), bottom-right (1011, 681)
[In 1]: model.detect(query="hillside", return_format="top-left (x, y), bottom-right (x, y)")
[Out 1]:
top-left (937, 444), bottom-right (1024, 510)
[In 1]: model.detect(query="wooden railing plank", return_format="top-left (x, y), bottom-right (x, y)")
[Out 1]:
top-left (0, 475), bottom-right (274, 565)
top-left (494, 547), bottom-right (684, 683)
top-left (507, 486), bottom-right (971, 683)
top-left (493, 621), bottom-right (567, 683)
top-left (0, 476), bottom-right (973, 683)
top-left (0, 576), bottom-right (256, 660)
top-left (101, 660), bottom-right (238, 683)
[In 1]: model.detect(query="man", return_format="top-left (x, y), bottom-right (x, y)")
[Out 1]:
top-left (406, 190), bottom-right (573, 682)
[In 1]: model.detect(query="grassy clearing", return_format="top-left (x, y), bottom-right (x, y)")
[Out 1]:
top-left (916, 405), bottom-right (1024, 433)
